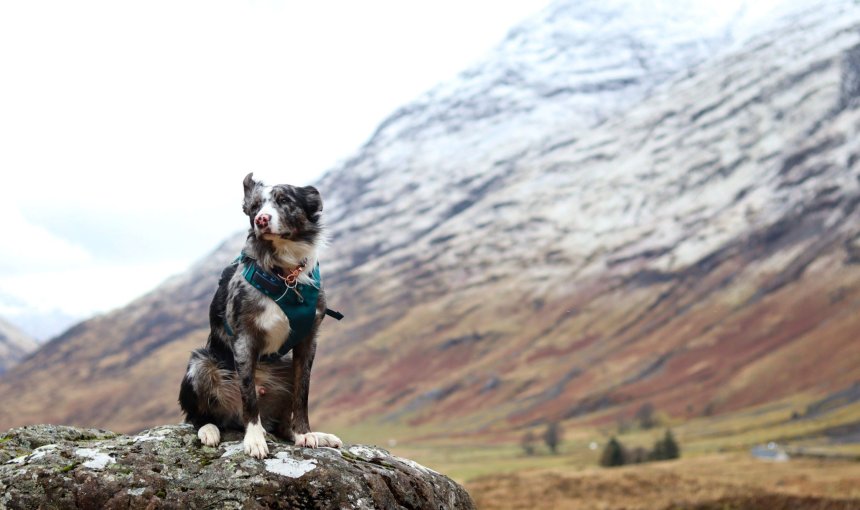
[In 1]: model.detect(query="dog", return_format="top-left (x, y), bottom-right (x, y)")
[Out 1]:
top-left (179, 172), bottom-right (342, 458)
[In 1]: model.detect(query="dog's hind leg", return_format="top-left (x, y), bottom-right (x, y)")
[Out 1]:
top-left (178, 348), bottom-right (243, 447)
top-left (197, 423), bottom-right (221, 446)
top-left (255, 358), bottom-right (294, 435)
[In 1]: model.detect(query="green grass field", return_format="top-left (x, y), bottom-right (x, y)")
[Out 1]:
top-left (330, 394), bottom-right (860, 484)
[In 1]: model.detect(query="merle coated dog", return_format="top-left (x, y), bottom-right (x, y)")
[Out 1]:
top-left (179, 173), bottom-right (341, 458)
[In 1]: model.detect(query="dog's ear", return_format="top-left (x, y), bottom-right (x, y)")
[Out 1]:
top-left (301, 186), bottom-right (323, 220)
top-left (242, 172), bottom-right (258, 215)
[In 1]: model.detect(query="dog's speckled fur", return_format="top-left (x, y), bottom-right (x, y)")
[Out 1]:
top-left (178, 173), bottom-right (341, 457)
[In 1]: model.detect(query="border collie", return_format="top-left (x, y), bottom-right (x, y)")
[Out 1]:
top-left (179, 173), bottom-right (341, 458)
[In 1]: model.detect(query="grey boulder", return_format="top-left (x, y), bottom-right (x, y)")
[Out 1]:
top-left (0, 424), bottom-right (474, 509)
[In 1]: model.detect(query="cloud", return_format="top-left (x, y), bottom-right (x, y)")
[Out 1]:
top-left (0, 259), bottom-right (188, 317)
top-left (0, 194), bottom-right (93, 274)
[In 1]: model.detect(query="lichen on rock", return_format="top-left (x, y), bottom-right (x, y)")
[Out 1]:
top-left (0, 424), bottom-right (475, 509)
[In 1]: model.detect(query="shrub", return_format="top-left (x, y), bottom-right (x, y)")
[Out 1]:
top-left (626, 446), bottom-right (649, 464)
top-left (521, 431), bottom-right (536, 456)
top-left (635, 403), bottom-right (657, 429)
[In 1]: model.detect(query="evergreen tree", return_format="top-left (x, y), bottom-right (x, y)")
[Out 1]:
top-left (649, 429), bottom-right (680, 461)
top-left (600, 437), bottom-right (626, 467)
top-left (650, 436), bottom-right (666, 461)
top-left (543, 421), bottom-right (563, 454)
top-left (662, 429), bottom-right (680, 459)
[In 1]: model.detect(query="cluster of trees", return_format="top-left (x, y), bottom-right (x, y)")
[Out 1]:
top-left (518, 409), bottom-right (681, 466)
top-left (521, 421), bottom-right (563, 455)
top-left (600, 429), bottom-right (680, 467)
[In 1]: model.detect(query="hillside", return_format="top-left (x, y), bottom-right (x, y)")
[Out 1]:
top-left (0, 317), bottom-right (37, 375)
top-left (1, 0), bottom-right (859, 449)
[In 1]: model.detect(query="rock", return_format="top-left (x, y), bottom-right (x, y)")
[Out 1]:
top-left (0, 424), bottom-right (475, 510)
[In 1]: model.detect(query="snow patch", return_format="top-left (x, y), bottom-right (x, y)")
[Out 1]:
top-left (127, 488), bottom-right (146, 496)
top-left (264, 452), bottom-right (317, 478)
top-left (75, 448), bottom-right (115, 470)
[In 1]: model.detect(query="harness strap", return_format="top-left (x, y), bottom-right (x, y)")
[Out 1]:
top-left (325, 308), bottom-right (344, 320)
top-left (222, 252), bottom-right (344, 359)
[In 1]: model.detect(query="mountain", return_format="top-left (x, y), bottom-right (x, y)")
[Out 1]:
top-left (311, 0), bottom-right (860, 433)
top-left (0, 290), bottom-right (83, 341)
top-left (1, 0), bottom-right (859, 439)
top-left (0, 317), bottom-right (37, 375)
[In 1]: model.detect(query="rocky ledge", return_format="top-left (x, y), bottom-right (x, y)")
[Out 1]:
top-left (0, 424), bottom-right (475, 509)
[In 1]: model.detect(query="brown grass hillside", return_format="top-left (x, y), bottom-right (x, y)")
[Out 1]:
top-left (467, 455), bottom-right (860, 510)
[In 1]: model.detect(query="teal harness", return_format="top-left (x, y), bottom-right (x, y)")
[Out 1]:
top-left (225, 253), bottom-right (342, 359)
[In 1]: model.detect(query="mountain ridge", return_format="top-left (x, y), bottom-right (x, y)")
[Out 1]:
top-left (0, 316), bottom-right (37, 375)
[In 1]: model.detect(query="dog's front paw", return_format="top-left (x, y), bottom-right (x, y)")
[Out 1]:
top-left (313, 432), bottom-right (343, 448)
top-left (244, 421), bottom-right (269, 459)
top-left (294, 432), bottom-right (318, 448)
top-left (198, 423), bottom-right (221, 446)
top-left (295, 431), bottom-right (342, 449)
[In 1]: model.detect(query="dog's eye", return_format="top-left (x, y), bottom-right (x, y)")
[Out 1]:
top-left (277, 195), bottom-right (289, 205)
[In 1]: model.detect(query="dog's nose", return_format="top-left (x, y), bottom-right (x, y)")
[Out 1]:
top-left (255, 214), bottom-right (271, 228)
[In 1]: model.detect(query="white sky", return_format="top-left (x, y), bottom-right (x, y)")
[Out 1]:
top-left (0, 1), bottom-right (554, 334)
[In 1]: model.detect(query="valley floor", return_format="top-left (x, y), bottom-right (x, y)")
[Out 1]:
top-left (465, 454), bottom-right (860, 510)
top-left (357, 392), bottom-right (860, 509)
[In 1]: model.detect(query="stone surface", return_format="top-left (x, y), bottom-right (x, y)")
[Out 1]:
top-left (0, 424), bottom-right (474, 509)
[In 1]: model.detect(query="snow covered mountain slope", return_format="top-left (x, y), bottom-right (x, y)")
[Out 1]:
top-left (0, 0), bottom-right (858, 436)
top-left (307, 0), bottom-right (860, 432)
top-left (318, 0), bottom-right (768, 278)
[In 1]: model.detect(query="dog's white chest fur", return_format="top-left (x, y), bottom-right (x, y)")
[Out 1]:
top-left (255, 299), bottom-right (291, 355)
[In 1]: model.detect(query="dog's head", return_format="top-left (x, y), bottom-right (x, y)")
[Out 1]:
top-left (242, 172), bottom-right (323, 245)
